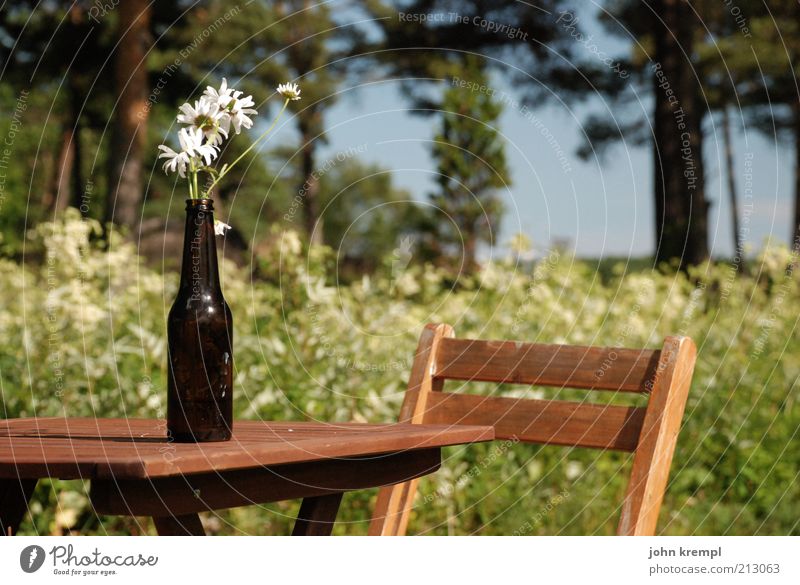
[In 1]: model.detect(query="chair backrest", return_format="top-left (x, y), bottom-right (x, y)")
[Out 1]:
top-left (369, 323), bottom-right (697, 536)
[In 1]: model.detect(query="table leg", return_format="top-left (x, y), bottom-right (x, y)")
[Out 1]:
top-left (0, 478), bottom-right (38, 536)
top-left (292, 493), bottom-right (343, 536)
top-left (152, 513), bottom-right (205, 536)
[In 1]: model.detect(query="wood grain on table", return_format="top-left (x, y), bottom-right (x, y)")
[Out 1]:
top-left (0, 417), bottom-right (493, 480)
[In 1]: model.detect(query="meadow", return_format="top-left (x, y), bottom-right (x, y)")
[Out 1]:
top-left (4, 210), bottom-right (798, 535)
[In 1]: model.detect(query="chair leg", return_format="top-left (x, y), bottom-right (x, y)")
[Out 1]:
top-left (0, 479), bottom-right (38, 536)
top-left (368, 324), bottom-right (450, 536)
top-left (152, 513), bottom-right (206, 535)
top-left (618, 337), bottom-right (696, 535)
top-left (368, 478), bottom-right (420, 536)
top-left (292, 493), bottom-right (343, 536)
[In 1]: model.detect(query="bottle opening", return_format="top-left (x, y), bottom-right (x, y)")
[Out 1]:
top-left (185, 198), bottom-right (214, 211)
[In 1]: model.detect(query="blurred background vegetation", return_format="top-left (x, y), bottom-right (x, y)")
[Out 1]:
top-left (1, 0), bottom-right (798, 535)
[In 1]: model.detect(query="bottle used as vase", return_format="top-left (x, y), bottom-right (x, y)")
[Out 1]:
top-left (167, 198), bottom-right (233, 442)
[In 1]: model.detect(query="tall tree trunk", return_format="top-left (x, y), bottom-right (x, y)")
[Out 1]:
top-left (43, 3), bottom-right (86, 215)
top-left (40, 149), bottom-right (56, 211)
top-left (463, 226), bottom-right (477, 274)
top-left (69, 79), bottom-right (85, 214)
top-left (653, 0), bottom-right (683, 264)
top-left (793, 103), bottom-right (800, 246)
top-left (653, 0), bottom-right (708, 268)
top-left (686, 84), bottom-right (708, 266)
top-left (298, 119), bottom-right (323, 246)
top-left (105, 0), bottom-right (151, 228)
top-left (47, 124), bottom-right (75, 213)
top-left (722, 107), bottom-right (742, 268)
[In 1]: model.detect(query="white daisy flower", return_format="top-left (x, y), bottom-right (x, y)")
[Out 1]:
top-left (225, 91), bottom-right (258, 134)
top-left (178, 127), bottom-right (218, 166)
top-left (157, 76), bottom-right (296, 200)
top-left (177, 98), bottom-right (228, 146)
top-left (276, 82), bottom-right (301, 101)
top-left (200, 79), bottom-right (258, 135)
top-left (214, 220), bottom-right (232, 236)
top-left (203, 78), bottom-right (234, 108)
top-left (157, 144), bottom-right (191, 177)
top-left (216, 113), bottom-right (232, 141)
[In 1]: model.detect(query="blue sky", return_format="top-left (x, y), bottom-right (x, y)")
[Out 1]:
top-left (317, 3), bottom-right (793, 259)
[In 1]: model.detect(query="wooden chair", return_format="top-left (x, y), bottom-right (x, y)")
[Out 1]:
top-left (369, 323), bottom-right (697, 536)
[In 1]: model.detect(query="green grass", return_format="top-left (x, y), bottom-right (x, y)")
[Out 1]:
top-left (4, 210), bottom-right (798, 535)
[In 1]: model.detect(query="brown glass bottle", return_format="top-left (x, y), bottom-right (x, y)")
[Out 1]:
top-left (167, 198), bottom-right (233, 442)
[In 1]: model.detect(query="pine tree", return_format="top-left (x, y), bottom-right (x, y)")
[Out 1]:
top-left (576, 0), bottom-right (711, 268)
top-left (720, 1), bottom-right (800, 244)
top-left (106, 0), bottom-right (152, 228)
top-left (430, 59), bottom-right (509, 272)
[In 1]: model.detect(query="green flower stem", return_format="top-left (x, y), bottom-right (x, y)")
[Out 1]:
top-left (188, 159), bottom-right (199, 199)
top-left (204, 98), bottom-right (290, 197)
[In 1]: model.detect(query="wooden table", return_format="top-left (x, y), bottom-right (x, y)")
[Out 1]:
top-left (0, 417), bottom-right (493, 536)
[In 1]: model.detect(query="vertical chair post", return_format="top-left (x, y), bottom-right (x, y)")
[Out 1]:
top-left (617, 336), bottom-right (697, 535)
top-left (368, 323), bottom-right (453, 536)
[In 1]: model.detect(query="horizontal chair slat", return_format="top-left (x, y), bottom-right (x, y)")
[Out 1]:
top-left (425, 392), bottom-right (647, 451)
top-left (435, 338), bottom-right (660, 393)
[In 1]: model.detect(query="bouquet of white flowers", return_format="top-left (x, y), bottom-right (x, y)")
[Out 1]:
top-left (158, 80), bottom-right (301, 234)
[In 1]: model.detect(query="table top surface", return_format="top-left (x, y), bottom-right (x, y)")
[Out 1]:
top-left (0, 417), bottom-right (493, 481)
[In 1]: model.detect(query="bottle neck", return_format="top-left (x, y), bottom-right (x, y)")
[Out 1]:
top-left (178, 199), bottom-right (222, 298)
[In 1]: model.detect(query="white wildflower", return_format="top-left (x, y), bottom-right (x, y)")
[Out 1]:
top-left (203, 78), bottom-right (234, 108)
top-left (177, 98), bottom-right (228, 146)
top-left (157, 76), bottom-right (294, 199)
top-left (178, 127), bottom-right (218, 166)
top-left (202, 78), bottom-right (257, 134)
top-left (565, 461), bottom-right (583, 481)
top-left (225, 91), bottom-right (258, 134)
top-left (276, 82), bottom-right (301, 101)
top-left (214, 220), bottom-right (231, 236)
top-left (157, 145), bottom-right (191, 178)
top-left (281, 229), bottom-right (303, 255)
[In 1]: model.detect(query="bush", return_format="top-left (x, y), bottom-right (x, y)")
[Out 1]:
top-left (4, 211), bottom-right (798, 535)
